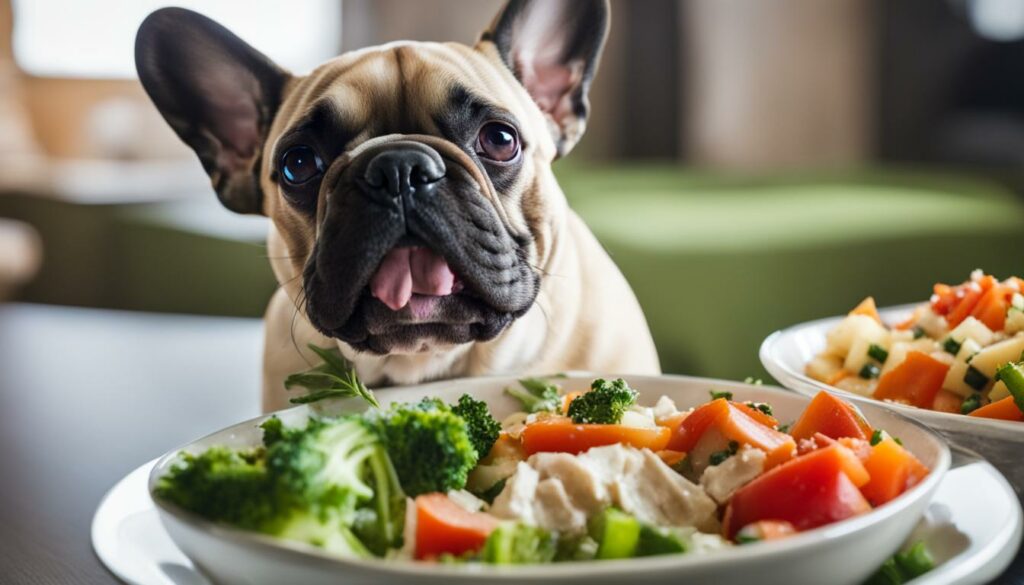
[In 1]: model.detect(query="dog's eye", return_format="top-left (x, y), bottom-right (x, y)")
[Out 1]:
top-left (280, 146), bottom-right (324, 185)
top-left (476, 122), bottom-right (520, 162)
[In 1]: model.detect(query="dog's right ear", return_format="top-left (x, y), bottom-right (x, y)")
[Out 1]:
top-left (135, 8), bottom-right (288, 215)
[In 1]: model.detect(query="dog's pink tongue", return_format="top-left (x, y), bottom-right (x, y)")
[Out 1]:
top-left (370, 247), bottom-right (456, 311)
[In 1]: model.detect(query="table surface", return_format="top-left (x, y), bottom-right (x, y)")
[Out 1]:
top-left (0, 303), bottom-right (1021, 585)
top-left (0, 303), bottom-right (262, 584)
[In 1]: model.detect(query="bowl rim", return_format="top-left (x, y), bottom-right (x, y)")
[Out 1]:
top-left (148, 373), bottom-right (951, 579)
top-left (759, 303), bottom-right (1024, 435)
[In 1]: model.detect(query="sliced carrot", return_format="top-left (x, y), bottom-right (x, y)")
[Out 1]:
top-left (656, 449), bottom-right (686, 467)
top-left (859, 437), bottom-right (930, 506)
top-left (735, 402), bottom-right (780, 429)
top-left (826, 369), bottom-right (853, 386)
top-left (789, 391), bottom-right (873, 441)
top-left (656, 411), bottom-right (689, 436)
top-left (668, 399), bottom-right (796, 469)
top-left (931, 283), bottom-right (957, 315)
top-left (561, 391), bottom-right (584, 415)
top-left (414, 493), bottom-right (499, 560)
top-left (932, 389), bottom-right (963, 414)
top-left (520, 419), bottom-right (671, 455)
top-left (968, 396), bottom-right (1024, 422)
top-left (849, 296), bottom-right (883, 324)
top-left (946, 275), bottom-right (996, 328)
top-left (971, 283), bottom-right (1011, 332)
top-left (873, 351), bottom-right (950, 409)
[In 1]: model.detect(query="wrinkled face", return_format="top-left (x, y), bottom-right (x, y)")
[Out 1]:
top-left (135, 1), bottom-right (608, 355)
top-left (266, 44), bottom-right (549, 353)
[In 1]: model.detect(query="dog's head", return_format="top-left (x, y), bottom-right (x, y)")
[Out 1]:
top-left (135, 0), bottom-right (608, 354)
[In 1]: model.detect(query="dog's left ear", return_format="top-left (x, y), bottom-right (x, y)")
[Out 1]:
top-left (481, 0), bottom-right (609, 158)
top-left (135, 7), bottom-right (289, 215)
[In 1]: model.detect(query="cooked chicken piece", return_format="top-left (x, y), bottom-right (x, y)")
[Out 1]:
top-left (699, 445), bottom-right (766, 504)
top-left (534, 478), bottom-right (589, 533)
top-left (529, 452), bottom-right (606, 514)
top-left (490, 461), bottom-right (540, 525)
top-left (610, 448), bottom-right (719, 533)
top-left (490, 444), bottom-right (718, 535)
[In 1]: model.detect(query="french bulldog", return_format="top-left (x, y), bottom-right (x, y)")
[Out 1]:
top-left (135, 0), bottom-right (660, 412)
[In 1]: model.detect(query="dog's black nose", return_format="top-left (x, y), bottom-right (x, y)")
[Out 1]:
top-left (361, 143), bottom-right (445, 207)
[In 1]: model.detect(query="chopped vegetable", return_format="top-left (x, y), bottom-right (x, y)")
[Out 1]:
top-left (932, 389), bottom-right (963, 414)
top-left (481, 522), bottom-right (557, 564)
top-left (635, 524), bottom-right (687, 556)
top-left (567, 378), bottom-right (639, 424)
top-left (520, 419), bottom-right (671, 455)
top-left (788, 392), bottom-right (873, 442)
top-left (369, 399), bottom-right (478, 497)
top-left (859, 363), bottom-right (881, 379)
top-left (942, 337), bottom-right (962, 355)
top-left (708, 441), bottom-right (739, 466)
top-left (709, 389), bottom-right (734, 401)
top-left (860, 436), bottom-right (929, 506)
top-left (997, 361), bottom-right (1024, 413)
top-left (722, 444), bottom-right (871, 539)
top-left (968, 395), bottom-right (1024, 421)
top-left (669, 399), bottom-right (796, 469)
top-left (946, 275), bottom-right (995, 328)
top-left (504, 378), bottom-right (561, 414)
top-left (963, 366), bottom-right (989, 392)
top-left (735, 520), bottom-right (796, 543)
top-left (414, 493), bottom-right (498, 560)
top-left (744, 401), bottom-right (774, 417)
top-left (284, 344), bottom-right (379, 407)
top-left (970, 282), bottom-right (1012, 332)
top-left (867, 344), bottom-right (889, 363)
top-left (157, 415), bottom-right (403, 558)
top-left (865, 541), bottom-right (935, 585)
top-left (959, 393), bottom-right (982, 415)
top-left (451, 394), bottom-right (501, 459)
top-left (849, 296), bottom-right (883, 324)
top-left (873, 352), bottom-right (950, 408)
top-left (589, 508), bottom-right (641, 559)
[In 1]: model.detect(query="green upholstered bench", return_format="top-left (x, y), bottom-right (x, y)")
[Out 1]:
top-left (4, 166), bottom-right (1023, 383)
top-left (556, 165), bottom-right (1024, 380)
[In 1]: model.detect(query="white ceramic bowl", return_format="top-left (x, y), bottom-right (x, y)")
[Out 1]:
top-left (761, 303), bottom-right (1024, 497)
top-left (149, 374), bottom-right (949, 585)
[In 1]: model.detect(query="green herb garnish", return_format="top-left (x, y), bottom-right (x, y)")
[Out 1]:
top-left (284, 344), bottom-right (379, 407)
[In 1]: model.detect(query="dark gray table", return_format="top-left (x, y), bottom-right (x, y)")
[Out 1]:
top-left (0, 304), bottom-right (262, 584)
top-left (0, 303), bottom-right (1020, 584)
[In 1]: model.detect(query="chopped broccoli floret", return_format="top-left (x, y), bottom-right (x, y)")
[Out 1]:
top-left (155, 446), bottom-right (276, 531)
top-left (451, 394), bottom-right (501, 459)
top-left (481, 522), bottom-right (557, 564)
top-left (155, 415), bottom-right (405, 558)
top-left (567, 378), bottom-right (638, 424)
top-left (505, 378), bottom-right (561, 413)
top-left (264, 416), bottom-right (377, 513)
top-left (368, 398), bottom-right (478, 497)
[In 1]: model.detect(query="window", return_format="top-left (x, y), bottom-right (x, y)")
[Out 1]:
top-left (12, 0), bottom-right (342, 78)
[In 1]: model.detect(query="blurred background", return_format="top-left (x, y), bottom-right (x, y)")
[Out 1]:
top-left (2, 0), bottom-right (1024, 380)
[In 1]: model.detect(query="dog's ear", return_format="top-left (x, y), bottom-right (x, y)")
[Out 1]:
top-left (481, 0), bottom-right (609, 158)
top-left (135, 8), bottom-right (288, 214)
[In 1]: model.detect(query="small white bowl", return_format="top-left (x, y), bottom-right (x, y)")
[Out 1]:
top-left (149, 374), bottom-right (949, 585)
top-left (761, 303), bottom-right (1024, 497)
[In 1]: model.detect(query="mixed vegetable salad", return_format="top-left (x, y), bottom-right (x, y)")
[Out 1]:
top-left (806, 270), bottom-right (1024, 422)
top-left (155, 353), bottom-right (933, 580)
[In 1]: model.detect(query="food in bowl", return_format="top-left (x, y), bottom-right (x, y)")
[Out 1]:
top-left (154, 374), bottom-right (932, 567)
top-left (806, 271), bottom-right (1024, 422)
